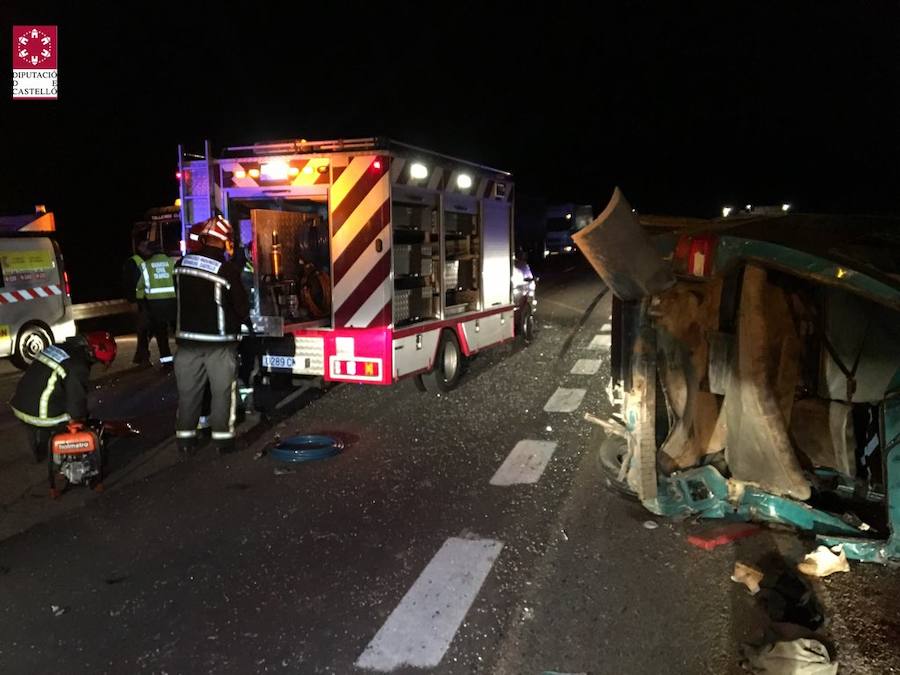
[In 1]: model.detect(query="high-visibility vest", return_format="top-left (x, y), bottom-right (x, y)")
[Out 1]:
top-left (131, 254), bottom-right (146, 300)
top-left (141, 253), bottom-right (176, 300)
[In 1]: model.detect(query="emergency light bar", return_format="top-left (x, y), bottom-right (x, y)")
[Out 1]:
top-left (260, 161), bottom-right (290, 180)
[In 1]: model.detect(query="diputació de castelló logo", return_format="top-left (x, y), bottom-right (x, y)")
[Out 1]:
top-left (12, 25), bottom-right (58, 100)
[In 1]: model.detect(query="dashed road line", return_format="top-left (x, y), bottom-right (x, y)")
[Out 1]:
top-left (570, 359), bottom-right (601, 375)
top-left (355, 537), bottom-right (504, 671)
top-left (544, 387), bottom-right (587, 413)
top-left (490, 440), bottom-right (558, 486)
top-left (586, 334), bottom-right (611, 350)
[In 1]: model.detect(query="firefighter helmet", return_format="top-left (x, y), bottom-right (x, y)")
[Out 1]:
top-left (200, 215), bottom-right (233, 243)
top-left (85, 331), bottom-right (117, 365)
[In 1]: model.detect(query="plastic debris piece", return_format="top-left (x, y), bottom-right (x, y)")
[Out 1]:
top-left (740, 638), bottom-right (837, 674)
top-left (273, 467), bottom-right (295, 476)
top-left (797, 545), bottom-right (850, 578)
top-left (688, 523), bottom-right (761, 551)
top-left (51, 605), bottom-right (68, 617)
top-left (731, 562), bottom-right (764, 595)
top-left (642, 520), bottom-right (659, 530)
top-left (253, 449), bottom-right (267, 461)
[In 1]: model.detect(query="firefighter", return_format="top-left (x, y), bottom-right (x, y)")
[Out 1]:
top-left (140, 241), bottom-right (176, 369)
top-left (122, 242), bottom-right (152, 365)
top-left (10, 332), bottom-right (117, 463)
top-left (173, 215), bottom-right (250, 455)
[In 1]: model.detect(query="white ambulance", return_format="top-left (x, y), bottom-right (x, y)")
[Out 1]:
top-left (178, 138), bottom-right (530, 400)
top-left (0, 209), bottom-right (76, 369)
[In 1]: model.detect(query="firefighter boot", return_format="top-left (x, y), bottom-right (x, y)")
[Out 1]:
top-left (216, 439), bottom-right (237, 455)
top-left (177, 437), bottom-right (198, 460)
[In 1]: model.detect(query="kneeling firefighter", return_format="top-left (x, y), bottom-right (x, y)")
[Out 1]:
top-left (9, 332), bottom-right (118, 463)
top-left (173, 215), bottom-right (250, 455)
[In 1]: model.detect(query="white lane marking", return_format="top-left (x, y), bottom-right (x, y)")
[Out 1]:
top-left (544, 387), bottom-right (587, 413)
top-left (490, 440), bottom-right (558, 486)
top-left (355, 537), bottom-right (503, 671)
top-left (587, 334), bottom-right (611, 350)
top-left (570, 359), bottom-right (601, 375)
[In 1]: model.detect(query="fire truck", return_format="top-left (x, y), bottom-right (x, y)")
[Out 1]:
top-left (177, 138), bottom-right (527, 402)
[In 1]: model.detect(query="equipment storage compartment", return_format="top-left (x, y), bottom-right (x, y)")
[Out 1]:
top-left (443, 203), bottom-right (481, 314)
top-left (233, 201), bottom-right (332, 327)
top-left (393, 198), bottom-right (438, 326)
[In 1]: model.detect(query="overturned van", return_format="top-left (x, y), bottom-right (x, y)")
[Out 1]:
top-left (576, 188), bottom-right (900, 563)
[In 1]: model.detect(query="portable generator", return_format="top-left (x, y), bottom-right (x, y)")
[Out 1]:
top-left (49, 421), bottom-right (103, 496)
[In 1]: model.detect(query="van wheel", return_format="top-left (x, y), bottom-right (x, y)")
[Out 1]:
top-left (11, 324), bottom-right (52, 370)
top-left (418, 330), bottom-right (464, 392)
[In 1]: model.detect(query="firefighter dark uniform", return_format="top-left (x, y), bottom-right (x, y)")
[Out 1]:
top-left (9, 333), bottom-right (117, 462)
top-left (122, 248), bottom-right (151, 364)
top-left (173, 216), bottom-right (250, 454)
top-left (140, 249), bottom-right (176, 365)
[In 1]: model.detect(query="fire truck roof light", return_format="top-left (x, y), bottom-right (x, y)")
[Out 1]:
top-left (410, 162), bottom-right (428, 180)
top-left (372, 159), bottom-right (382, 170)
top-left (233, 169), bottom-right (246, 179)
top-left (456, 173), bottom-right (472, 189)
top-left (288, 166), bottom-right (301, 177)
top-left (248, 168), bottom-right (260, 178)
top-left (302, 165), bottom-right (313, 175)
top-left (261, 161), bottom-right (289, 180)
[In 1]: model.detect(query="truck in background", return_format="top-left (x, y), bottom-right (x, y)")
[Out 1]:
top-left (131, 205), bottom-right (183, 258)
top-left (178, 137), bottom-right (526, 403)
top-left (543, 203), bottom-right (593, 256)
top-left (0, 207), bottom-right (76, 369)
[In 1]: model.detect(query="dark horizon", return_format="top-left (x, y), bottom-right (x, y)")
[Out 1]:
top-left (2, 2), bottom-right (899, 300)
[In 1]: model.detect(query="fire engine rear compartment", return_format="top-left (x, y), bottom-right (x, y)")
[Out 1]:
top-left (228, 198), bottom-right (332, 327)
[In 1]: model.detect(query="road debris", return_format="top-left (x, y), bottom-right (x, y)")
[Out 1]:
top-left (797, 545), bottom-right (850, 578)
top-left (273, 467), bottom-right (296, 476)
top-left (560, 529), bottom-right (569, 541)
top-left (688, 523), bottom-right (761, 551)
top-left (642, 520), bottom-right (659, 530)
top-left (740, 638), bottom-right (837, 674)
top-left (50, 605), bottom-right (68, 617)
top-left (731, 562), bottom-right (764, 595)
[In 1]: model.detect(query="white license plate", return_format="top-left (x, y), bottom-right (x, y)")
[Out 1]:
top-left (262, 354), bottom-right (294, 370)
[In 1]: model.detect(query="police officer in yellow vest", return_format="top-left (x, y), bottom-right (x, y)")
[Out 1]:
top-left (139, 241), bottom-right (176, 368)
top-left (122, 241), bottom-right (152, 365)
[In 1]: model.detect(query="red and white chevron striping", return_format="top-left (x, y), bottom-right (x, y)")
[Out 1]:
top-left (0, 285), bottom-right (63, 304)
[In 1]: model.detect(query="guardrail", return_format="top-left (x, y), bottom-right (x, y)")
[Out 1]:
top-left (71, 299), bottom-right (134, 322)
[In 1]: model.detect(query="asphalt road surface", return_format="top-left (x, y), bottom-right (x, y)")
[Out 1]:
top-left (0, 256), bottom-right (898, 674)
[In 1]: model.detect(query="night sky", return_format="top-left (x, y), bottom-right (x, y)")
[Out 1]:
top-left (2, 2), bottom-right (899, 301)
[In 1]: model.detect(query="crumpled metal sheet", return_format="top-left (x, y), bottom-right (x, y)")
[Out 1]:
top-left (573, 187), bottom-right (675, 301)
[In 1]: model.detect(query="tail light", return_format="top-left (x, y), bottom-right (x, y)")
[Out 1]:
top-left (64, 271), bottom-right (71, 296)
top-left (673, 234), bottom-right (717, 277)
